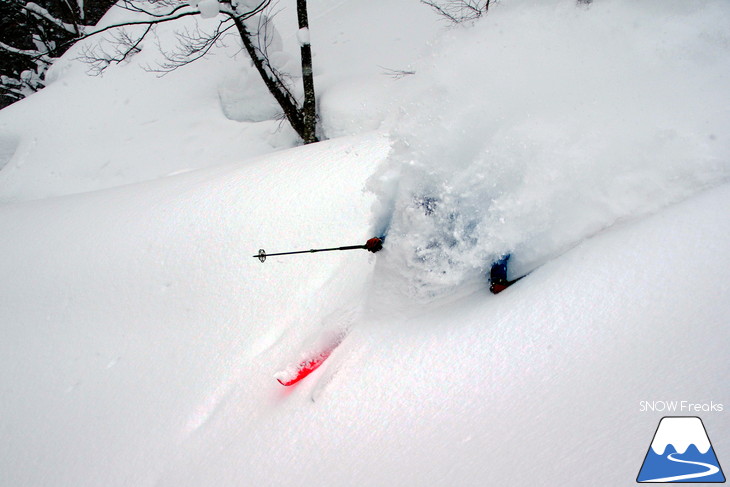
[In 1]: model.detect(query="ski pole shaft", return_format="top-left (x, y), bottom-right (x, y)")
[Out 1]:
top-left (254, 237), bottom-right (383, 263)
top-left (254, 245), bottom-right (366, 262)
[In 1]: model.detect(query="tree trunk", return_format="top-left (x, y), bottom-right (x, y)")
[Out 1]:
top-left (297, 0), bottom-right (318, 144)
top-left (231, 16), bottom-right (308, 141)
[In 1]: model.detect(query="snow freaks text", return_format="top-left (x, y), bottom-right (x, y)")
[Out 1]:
top-left (639, 401), bottom-right (724, 413)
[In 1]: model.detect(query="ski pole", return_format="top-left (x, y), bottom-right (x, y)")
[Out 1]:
top-left (254, 237), bottom-right (383, 263)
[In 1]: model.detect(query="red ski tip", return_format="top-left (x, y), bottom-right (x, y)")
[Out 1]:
top-left (275, 332), bottom-right (346, 387)
top-left (276, 356), bottom-right (328, 387)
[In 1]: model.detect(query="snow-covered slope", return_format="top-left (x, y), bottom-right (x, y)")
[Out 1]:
top-left (0, 134), bottom-right (389, 486)
top-left (1, 132), bottom-right (729, 486)
top-left (1, 0), bottom-right (729, 486)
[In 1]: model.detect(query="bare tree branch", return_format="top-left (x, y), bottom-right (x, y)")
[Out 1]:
top-left (4, 0), bottom-right (321, 143)
top-left (76, 9), bottom-right (199, 42)
top-left (147, 19), bottom-right (237, 73)
top-left (42, 6), bottom-right (202, 60)
top-left (77, 24), bottom-right (153, 74)
top-left (421, 0), bottom-right (492, 23)
top-left (114, 0), bottom-right (191, 19)
top-left (379, 66), bottom-right (416, 79)
top-left (420, 1), bottom-right (458, 23)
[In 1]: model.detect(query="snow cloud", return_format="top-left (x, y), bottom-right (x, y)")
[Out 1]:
top-left (370, 0), bottom-right (730, 297)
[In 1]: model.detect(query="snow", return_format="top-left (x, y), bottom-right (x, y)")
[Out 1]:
top-left (297, 27), bottom-right (310, 46)
top-left (0, 0), bottom-right (729, 486)
top-left (0, 13), bottom-right (298, 203)
top-left (370, 0), bottom-right (730, 296)
top-left (197, 0), bottom-right (220, 19)
top-left (235, 0), bottom-right (265, 13)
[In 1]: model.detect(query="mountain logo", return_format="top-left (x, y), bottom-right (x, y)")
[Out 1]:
top-left (637, 416), bottom-right (725, 483)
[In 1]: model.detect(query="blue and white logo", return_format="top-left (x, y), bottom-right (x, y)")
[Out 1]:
top-left (637, 416), bottom-right (725, 483)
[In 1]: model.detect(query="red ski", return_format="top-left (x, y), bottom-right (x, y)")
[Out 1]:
top-left (275, 350), bottom-right (334, 386)
top-left (274, 330), bottom-right (346, 386)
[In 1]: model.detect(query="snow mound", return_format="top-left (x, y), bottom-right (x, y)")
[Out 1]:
top-left (369, 0), bottom-right (730, 298)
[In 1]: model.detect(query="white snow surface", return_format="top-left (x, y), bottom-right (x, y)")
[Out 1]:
top-left (1, 0), bottom-right (729, 486)
top-left (196, 0), bottom-right (220, 19)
